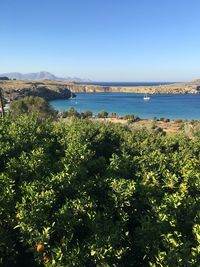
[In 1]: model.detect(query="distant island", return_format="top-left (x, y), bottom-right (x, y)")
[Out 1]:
top-left (0, 71), bottom-right (92, 83)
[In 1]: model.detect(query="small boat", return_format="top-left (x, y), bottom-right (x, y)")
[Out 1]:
top-left (143, 94), bottom-right (150, 101)
top-left (69, 91), bottom-right (73, 99)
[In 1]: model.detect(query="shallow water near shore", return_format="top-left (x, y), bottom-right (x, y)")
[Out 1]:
top-left (50, 92), bottom-right (200, 119)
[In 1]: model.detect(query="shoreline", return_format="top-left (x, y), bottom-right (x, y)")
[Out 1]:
top-left (73, 84), bottom-right (199, 94)
top-left (73, 79), bottom-right (200, 94)
top-left (1, 79), bottom-right (200, 118)
top-left (1, 79), bottom-right (200, 102)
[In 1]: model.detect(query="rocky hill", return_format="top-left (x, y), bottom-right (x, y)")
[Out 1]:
top-left (0, 80), bottom-right (75, 102)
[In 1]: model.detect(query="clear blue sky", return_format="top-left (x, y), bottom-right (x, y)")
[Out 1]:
top-left (1, 0), bottom-right (200, 81)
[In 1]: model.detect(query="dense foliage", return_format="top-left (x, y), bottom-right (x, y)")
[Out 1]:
top-left (62, 108), bottom-right (93, 119)
top-left (9, 96), bottom-right (57, 119)
top-left (98, 111), bottom-right (109, 118)
top-left (0, 115), bottom-right (200, 266)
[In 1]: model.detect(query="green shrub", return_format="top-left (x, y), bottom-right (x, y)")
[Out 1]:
top-left (124, 114), bottom-right (140, 122)
top-left (81, 110), bottom-right (93, 118)
top-left (0, 115), bottom-right (200, 266)
top-left (62, 107), bottom-right (80, 118)
top-left (9, 96), bottom-right (57, 120)
top-left (153, 116), bottom-right (158, 121)
top-left (124, 114), bottom-right (135, 120)
top-left (98, 111), bottom-right (109, 118)
top-left (110, 112), bottom-right (117, 118)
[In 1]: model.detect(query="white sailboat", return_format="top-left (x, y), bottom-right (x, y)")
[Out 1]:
top-left (70, 90), bottom-right (73, 99)
top-left (143, 94), bottom-right (150, 101)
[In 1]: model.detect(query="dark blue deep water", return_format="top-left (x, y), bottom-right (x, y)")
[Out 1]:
top-left (50, 92), bottom-right (200, 119)
top-left (77, 82), bottom-right (175, 87)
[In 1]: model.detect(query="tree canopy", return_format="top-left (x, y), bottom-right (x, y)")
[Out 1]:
top-left (0, 115), bottom-right (200, 266)
top-left (9, 96), bottom-right (57, 119)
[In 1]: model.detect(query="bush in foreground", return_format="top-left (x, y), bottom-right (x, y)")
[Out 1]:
top-left (0, 115), bottom-right (200, 266)
top-left (9, 96), bottom-right (57, 120)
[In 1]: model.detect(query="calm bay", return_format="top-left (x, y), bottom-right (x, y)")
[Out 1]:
top-left (50, 92), bottom-right (200, 120)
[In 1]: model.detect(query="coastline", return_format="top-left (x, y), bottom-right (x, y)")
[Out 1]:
top-left (72, 81), bottom-right (200, 94)
top-left (0, 79), bottom-right (199, 105)
top-left (1, 79), bottom-right (199, 120)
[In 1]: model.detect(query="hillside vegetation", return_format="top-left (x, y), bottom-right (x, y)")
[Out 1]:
top-left (0, 114), bottom-right (200, 267)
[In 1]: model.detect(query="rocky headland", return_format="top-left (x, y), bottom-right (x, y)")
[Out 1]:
top-left (0, 80), bottom-right (75, 103)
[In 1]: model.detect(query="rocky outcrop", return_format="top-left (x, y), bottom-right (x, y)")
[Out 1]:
top-left (12, 86), bottom-right (73, 101)
top-left (72, 82), bottom-right (200, 94)
top-left (0, 80), bottom-right (75, 102)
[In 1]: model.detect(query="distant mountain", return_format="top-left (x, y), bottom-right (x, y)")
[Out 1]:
top-left (0, 71), bottom-right (92, 82)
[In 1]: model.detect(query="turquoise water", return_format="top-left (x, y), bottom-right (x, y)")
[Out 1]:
top-left (50, 92), bottom-right (200, 119)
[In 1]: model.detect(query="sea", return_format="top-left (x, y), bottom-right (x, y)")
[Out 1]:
top-left (77, 82), bottom-right (174, 87)
top-left (50, 82), bottom-right (200, 120)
